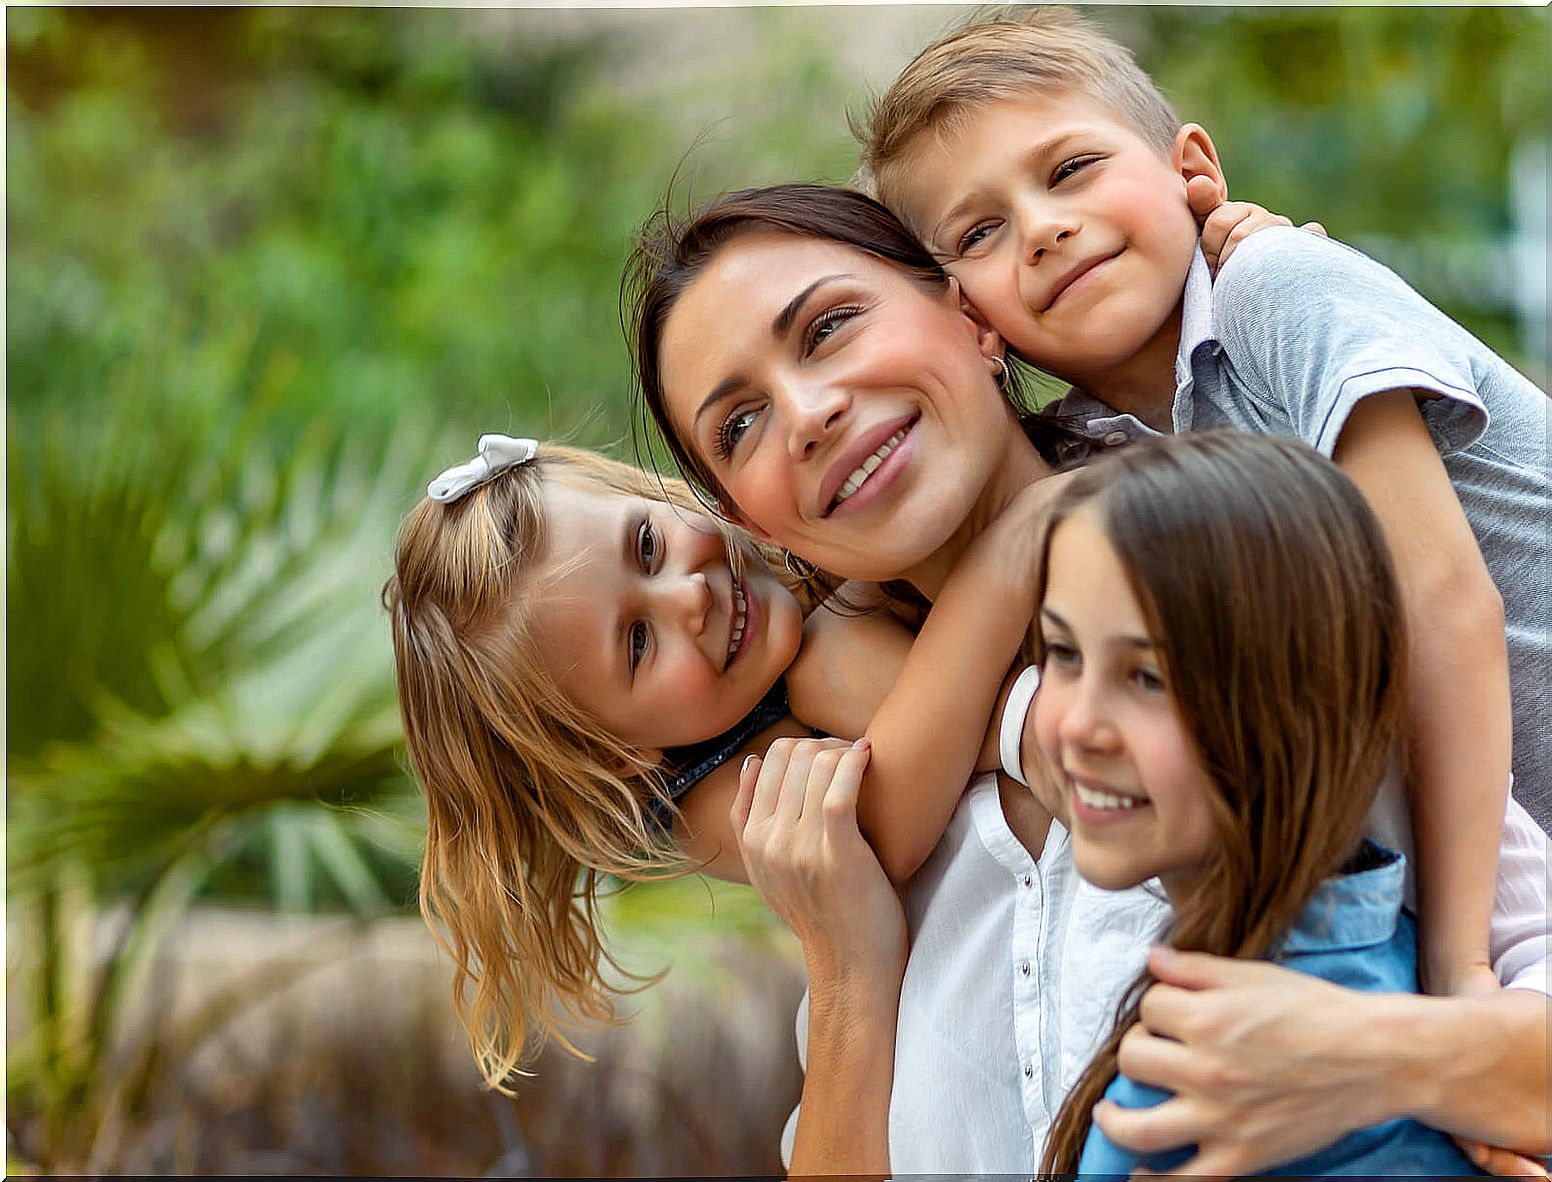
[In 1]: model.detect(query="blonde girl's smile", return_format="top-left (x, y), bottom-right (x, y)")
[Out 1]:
top-left (527, 480), bottom-right (804, 760)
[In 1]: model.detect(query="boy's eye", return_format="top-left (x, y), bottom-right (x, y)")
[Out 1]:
top-left (636, 519), bottom-right (660, 570)
top-left (628, 620), bottom-right (651, 675)
top-left (713, 407), bottom-right (759, 462)
top-left (957, 220), bottom-right (999, 255)
top-left (1052, 155), bottom-right (1098, 185)
top-left (803, 305), bottom-right (861, 356)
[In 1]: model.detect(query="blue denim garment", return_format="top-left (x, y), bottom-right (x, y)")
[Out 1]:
top-left (1078, 843), bottom-right (1485, 1177)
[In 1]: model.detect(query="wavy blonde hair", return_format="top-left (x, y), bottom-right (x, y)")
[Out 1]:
top-left (384, 444), bottom-right (766, 1092)
top-left (1036, 433), bottom-right (1409, 1173)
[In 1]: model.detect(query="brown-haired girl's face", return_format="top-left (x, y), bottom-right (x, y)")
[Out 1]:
top-left (657, 228), bottom-right (1016, 583)
top-left (1033, 510), bottom-right (1215, 898)
top-left (527, 481), bottom-right (804, 760)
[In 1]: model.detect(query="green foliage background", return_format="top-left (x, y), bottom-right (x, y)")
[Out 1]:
top-left (5, 5), bottom-right (1547, 1170)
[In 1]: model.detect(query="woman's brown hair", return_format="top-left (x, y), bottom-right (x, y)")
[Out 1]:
top-left (1037, 431), bottom-right (1409, 1172)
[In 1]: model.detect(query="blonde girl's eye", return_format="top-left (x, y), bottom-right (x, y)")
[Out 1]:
top-left (713, 406), bottom-right (759, 462)
top-left (628, 620), bottom-right (651, 676)
top-left (637, 518), bottom-right (661, 570)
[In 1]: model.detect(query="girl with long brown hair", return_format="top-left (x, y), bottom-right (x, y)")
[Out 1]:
top-left (1030, 431), bottom-right (1482, 1175)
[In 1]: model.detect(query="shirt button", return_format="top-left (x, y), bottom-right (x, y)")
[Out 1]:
top-left (1023, 1063), bottom-right (1034, 1079)
top-left (1020, 961), bottom-right (1031, 977)
top-left (1021, 874), bottom-right (1033, 888)
top-left (1103, 430), bottom-right (1129, 447)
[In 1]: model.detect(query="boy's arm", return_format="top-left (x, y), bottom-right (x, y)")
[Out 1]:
top-left (1331, 390), bottom-right (1507, 995)
top-left (837, 476), bottom-right (1067, 885)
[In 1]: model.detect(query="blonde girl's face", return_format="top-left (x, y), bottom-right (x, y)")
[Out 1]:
top-left (528, 481), bottom-right (804, 761)
top-left (1032, 510), bottom-right (1216, 897)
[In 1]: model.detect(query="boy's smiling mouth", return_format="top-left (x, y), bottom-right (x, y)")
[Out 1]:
top-left (1038, 247), bottom-right (1124, 312)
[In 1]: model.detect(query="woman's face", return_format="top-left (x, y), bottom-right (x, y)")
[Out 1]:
top-left (527, 480), bottom-right (804, 759)
top-left (656, 230), bottom-right (1019, 583)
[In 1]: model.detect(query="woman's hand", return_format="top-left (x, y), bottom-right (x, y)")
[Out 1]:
top-left (1186, 175), bottom-right (1327, 275)
top-left (1094, 947), bottom-right (1400, 1175)
top-left (733, 736), bottom-right (904, 1180)
top-left (732, 736), bottom-right (907, 981)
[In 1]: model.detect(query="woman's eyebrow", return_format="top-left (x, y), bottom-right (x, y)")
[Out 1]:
top-left (773, 274), bottom-right (851, 337)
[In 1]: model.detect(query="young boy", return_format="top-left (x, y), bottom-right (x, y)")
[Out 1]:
top-left (856, 5), bottom-right (1548, 1170)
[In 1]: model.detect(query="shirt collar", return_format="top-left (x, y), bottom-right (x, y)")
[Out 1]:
top-left (1174, 242), bottom-right (1217, 394)
top-left (1279, 841), bottom-right (1406, 955)
top-left (1051, 241), bottom-right (1216, 439)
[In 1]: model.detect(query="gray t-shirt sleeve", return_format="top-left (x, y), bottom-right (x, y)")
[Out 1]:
top-left (1210, 227), bottom-right (1490, 459)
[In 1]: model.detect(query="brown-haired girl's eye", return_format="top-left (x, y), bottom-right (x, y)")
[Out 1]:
top-left (636, 519), bottom-right (660, 570)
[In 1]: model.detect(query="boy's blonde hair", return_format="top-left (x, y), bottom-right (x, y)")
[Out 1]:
top-left (384, 444), bottom-right (746, 1092)
top-left (860, 7), bottom-right (1180, 208)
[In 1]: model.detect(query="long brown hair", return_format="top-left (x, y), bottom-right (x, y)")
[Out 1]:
top-left (384, 444), bottom-right (775, 1092)
top-left (1038, 432), bottom-right (1409, 1172)
top-left (623, 181), bottom-right (1090, 609)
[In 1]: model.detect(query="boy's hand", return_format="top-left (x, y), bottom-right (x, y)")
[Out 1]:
top-left (969, 466), bottom-right (1080, 599)
top-left (1185, 175), bottom-right (1327, 275)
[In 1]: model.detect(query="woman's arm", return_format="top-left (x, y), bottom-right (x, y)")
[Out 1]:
top-left (732, 738), bottom-right (905, 1179)
top-left (1093, 946), bottom-right (1549, 1174)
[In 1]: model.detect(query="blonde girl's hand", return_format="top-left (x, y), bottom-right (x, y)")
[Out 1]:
top-left (731, 737), bottom-right (907, 982)
top-left (1185, 175), bottom-right (1327, 275)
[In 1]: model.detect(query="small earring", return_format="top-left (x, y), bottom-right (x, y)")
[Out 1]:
top-left (783, 549), bottom-right (816, 580)
top-left (990, 355), bottom-right (1010, 389)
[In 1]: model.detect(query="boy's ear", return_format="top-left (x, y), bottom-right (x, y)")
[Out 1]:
top-left (1172, 123), bottom-right (1227, 207)
top-left (947, 275), bottom-right (1007, 365)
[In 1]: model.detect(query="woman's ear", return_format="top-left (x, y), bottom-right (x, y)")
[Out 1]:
top-left (1174, 123), bottom-right (1227, 207)
top-left (948, 275), bottom-right (1006, 366)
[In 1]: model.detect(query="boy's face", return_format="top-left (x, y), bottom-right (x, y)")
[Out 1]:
top-left (891, 92), bottom-right (1203, 395)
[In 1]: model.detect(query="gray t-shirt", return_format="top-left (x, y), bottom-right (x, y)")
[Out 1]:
top-left (1054, 227), bottom-right (1550, 832)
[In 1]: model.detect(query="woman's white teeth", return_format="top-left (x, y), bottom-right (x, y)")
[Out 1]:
top-left (833, 428), bottom-right (908, 508)
top-left (726, 581), bottom-right (747, 664)
top-left (1074, 782), bottom-right (1144, 811)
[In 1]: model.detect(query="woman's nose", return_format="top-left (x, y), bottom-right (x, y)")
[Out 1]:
top-left (781, 377), bottom-right (850, 459)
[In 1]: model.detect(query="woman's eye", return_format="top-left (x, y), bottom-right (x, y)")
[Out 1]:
top-left (713, 407), bottom-right (759, 462)
top-left (957, 221), bottom-right (998, 255)
top-left (637, 520), bottom-right (660, 569)
top-left (803, 305), bottom-right (861, 356)
top-left (1052, 155), bottom-right (1098, 185)
top-left (628, 621), bottom-right (651, 674)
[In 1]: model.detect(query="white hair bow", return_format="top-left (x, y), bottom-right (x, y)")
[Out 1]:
top-left (427, 434), bottom-right (540, 503)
